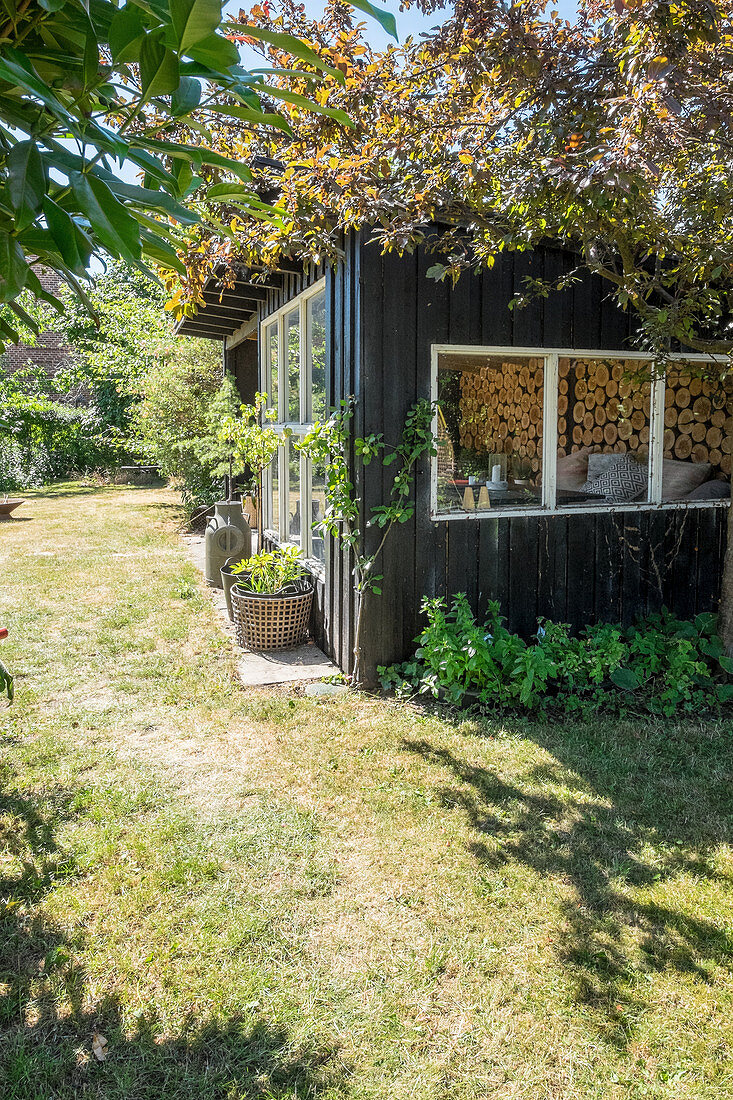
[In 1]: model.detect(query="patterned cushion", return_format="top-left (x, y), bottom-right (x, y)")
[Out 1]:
top-left (581, 454), bottom-right (648, 502)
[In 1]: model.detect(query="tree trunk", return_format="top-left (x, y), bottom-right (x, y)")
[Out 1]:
top-left (719, 493), bottom-right (733, 657)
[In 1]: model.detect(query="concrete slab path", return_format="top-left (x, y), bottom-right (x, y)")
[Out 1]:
top-left (182, 533), bottom-right (339, 687)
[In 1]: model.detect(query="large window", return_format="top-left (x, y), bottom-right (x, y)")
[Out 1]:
top-left (262, 280), bottom-right (327, 563)
top-left (432, 346), bottom-right (732, 517)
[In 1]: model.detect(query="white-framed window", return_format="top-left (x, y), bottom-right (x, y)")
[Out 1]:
top-left (431, 345), bottom-right (732, 519)
top-left (261, 278), bottom-right (327, 564)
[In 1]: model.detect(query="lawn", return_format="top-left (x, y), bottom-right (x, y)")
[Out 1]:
top-left (1, 483), bottom-right (732, 1099)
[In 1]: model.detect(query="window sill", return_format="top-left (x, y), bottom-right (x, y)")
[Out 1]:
top-left (431, 498), bottom-right (729, 521)
top-left (263, 529), bottom-right (326, 578)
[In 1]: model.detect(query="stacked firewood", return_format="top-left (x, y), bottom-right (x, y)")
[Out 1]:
top-left (458, 357), bottom-right (733, 477)
top-left (458, 357), bottom-right (544, 475)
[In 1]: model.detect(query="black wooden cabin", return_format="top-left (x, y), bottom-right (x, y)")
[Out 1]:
top-left (178, 233), bottom-right (730, 680)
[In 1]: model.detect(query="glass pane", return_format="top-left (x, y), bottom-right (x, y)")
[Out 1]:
top-left (270, 453), bottom-right (280, 536)
top-left (285, 307), bottom-right (300, 421)
top-left (661, 366), bottom-right (733, 502)
top-left (435, 351), bottom-right (544, 513)
top-left (287, 443), bottom-right (302, 545)
top-left (558, 357), bottom-right (650, 508)
top-left (308, 289), bottom-right (327, 422)
top-left (310, 457), bottom-right (327, 564)
top-left (266, 322), bottom-right (278, 412)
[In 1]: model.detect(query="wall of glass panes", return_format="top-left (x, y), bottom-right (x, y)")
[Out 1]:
top-left (432, 345), bottom-right (732, 518)
top-left (261, 279), bottom-right (327, 564)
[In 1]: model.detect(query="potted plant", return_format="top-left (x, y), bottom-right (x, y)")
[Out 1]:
top-left (229, 546), bottom-right (314, 650)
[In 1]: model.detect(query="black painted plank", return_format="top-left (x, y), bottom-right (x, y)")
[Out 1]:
top-left (448, 266), bottom-right (473, 344)
top-left (511, 251), bottom-right (544, 347)
top-left (477, 516), bottom-right (501, 622)
top-left (482, 253), bottom-right (515, 346)
top-left (373, 246), bottom-right (414, 666)
top-left (541, 512), bottom-right (563, 620)
top-left (696, 506), bottom-right (723, 613)
top-left (542, 249), bottom-right (573, 349)
top-left (599, 278), bottom-right (631, 351)
top-left (508, 517), bottom-right (538, 636)
top-left (572, 265), bottom-right (601, 350)
top-left (536, 516), bottom-right (552, 621)
top-left (414, 243), bottom-right (449, 624)
top-left (644, 510), bottom-right (668, 615)
top-left (566, 514), bottom-right (596, 630)
top-left (398, 249), bottom-right (420, 658)
top-left (669, 509), bottom-right (696, 620)
top-left (594, 512), bottom-right (623, 622)
top-left (620, 513), bottom-right (644, 625)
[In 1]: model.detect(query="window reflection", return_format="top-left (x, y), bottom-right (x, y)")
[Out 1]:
top-left (559, 357), bottom-right (650, 508)
top-left (436, 352), bottom-right (544, 513)
top-left (285, 307), bottom-right (299, 421)
top-left (308, 290), bottom-right (326, 421)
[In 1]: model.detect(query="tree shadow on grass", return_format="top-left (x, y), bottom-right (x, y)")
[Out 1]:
top-left (401, 718), bottom-right (733, 1046)
top-left (0, 784), bottom-right (348, 1099)
top-left (24, 484), bottom-right (110, 499)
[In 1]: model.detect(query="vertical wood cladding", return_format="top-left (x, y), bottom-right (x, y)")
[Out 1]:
top-left (356, 241), bottom-right (727, 678)
top-left (256, 240), bottom-right (727, 679)
top-left (225, 338), bottom-right (258, 404)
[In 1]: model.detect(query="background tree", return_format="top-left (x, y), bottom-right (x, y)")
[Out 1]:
top-left (133, 346), bottom-right (227, 517)
top-left (57, 262), bottom-right (198, 434)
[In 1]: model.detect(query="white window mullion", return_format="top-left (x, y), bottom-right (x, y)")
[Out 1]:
top-left (542, 353), bottom-right (558, 510)
top-left (301, 450), bottom-right (311, 558)
top-left (277, 312), bottom-right (286, 423)
top-left (649, 371), bottom-right (665, 504)
top-left (300, 298), bottom-right (310, 424)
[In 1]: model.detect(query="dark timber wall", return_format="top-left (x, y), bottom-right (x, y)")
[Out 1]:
top-left (252, 235), bottom-right (727, 678)
top-left (357, 239), bottom-right (727, 678)
top-left (227, 338), bottom-right (258, 404)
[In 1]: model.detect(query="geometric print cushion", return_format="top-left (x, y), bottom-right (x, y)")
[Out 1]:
top-left (580, 453), bottom-right (648, 502)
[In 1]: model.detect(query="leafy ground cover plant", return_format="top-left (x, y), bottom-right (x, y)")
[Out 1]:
top-left (231, 546), bottom-right (309, 594)
top-left (380, 594), bottom-right (733, 717)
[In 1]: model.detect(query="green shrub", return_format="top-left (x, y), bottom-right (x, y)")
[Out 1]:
top-left (0, 368), bottom-right (118, 491)
top-left (379, 594), bottom-right (733, 717)
top-left (132, 351), bottom-right (227, 518)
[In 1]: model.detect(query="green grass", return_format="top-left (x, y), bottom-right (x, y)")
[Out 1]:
top-left (1, 482), bottom-right (733, 1098)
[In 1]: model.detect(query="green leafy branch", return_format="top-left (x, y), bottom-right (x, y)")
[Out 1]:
top-left (297, 396), bottom-right (436, 684)
top-left (218, 390), bottom-right (286, 545)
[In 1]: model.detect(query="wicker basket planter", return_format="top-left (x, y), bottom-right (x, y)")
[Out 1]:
top-left (231, 580), bottom-right (314, 651)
